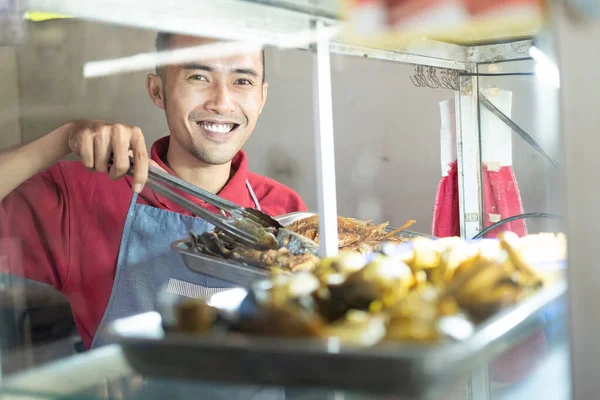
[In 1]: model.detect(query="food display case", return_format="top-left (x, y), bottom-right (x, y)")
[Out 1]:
top-left (1, 0), bottom-right (596, 399)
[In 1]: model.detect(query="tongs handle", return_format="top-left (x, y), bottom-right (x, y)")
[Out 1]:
top-left (146, 160), bottom-right (245, 215)
top-left (110, 155), bottom-right (277, 250)
top-left (148, 181), bottom-right (255, 244)
top-left (145, 159), bottom-right (282, 229)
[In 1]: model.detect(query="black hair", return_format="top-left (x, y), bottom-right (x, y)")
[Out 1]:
top-left (155, 32), bottom-right (266, 83)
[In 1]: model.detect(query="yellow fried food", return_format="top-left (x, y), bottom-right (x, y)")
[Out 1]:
top-left (174, 299), bottom-right (216, 334)
top-left (384, 288), bottom-right (445, 343)
top-left (323, 310), bottom-right (387, 347)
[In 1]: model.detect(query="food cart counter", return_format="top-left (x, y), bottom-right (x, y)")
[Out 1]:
top-left (0, 291), bottom-right (569, 400)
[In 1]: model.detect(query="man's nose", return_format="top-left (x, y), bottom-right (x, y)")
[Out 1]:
top-left (206, 83), bottom-right (236, 115)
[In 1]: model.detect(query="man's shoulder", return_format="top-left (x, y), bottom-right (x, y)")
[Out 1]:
top-left (51, 160), bottom-right (88, 179)
top-left (46, 160), bottom-right (133, 203)
top-left (52, 160), bottom-right (121, 186)
top-left (16, 160), bottom-right (91, 193)
top-left (247, 172), bottom-right (308, 215)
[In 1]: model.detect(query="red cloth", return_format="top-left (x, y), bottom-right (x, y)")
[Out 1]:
top-left (481, 163), bottom-right (527, 238)
top-left (431, 161), bottom-right (460, 237)
top-left (432, 160), bottom-right (526, 238)
top-left (0, 136), bottom-right (307, 348)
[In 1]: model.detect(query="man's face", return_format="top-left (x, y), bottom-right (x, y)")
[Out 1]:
top-left (148, 35), bottom-right (268, 165)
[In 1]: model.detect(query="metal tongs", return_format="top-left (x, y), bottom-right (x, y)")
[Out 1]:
top-left (113, 156), bottom-right (283, 250)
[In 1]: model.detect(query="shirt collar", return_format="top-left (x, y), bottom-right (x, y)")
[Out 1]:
top-left (146, 136), bottom-right (252, 212)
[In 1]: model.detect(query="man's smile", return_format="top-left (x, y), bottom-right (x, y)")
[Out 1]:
top-left (195, 119), bottom-right (241, 142)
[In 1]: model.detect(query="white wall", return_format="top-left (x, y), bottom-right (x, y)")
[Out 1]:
top-left (5, 19), bottom-right (559, 235)
top-left (15, 20), bottom-right (167, 147)
top-left (0, 47), bottom-right (21, 149)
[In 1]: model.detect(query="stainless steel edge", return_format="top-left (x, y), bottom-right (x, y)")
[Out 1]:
top-left (456, 64), bottom-right (484, 239)
top-left (171, 240), bottom-right (268, 287)
top-left (328, 40), bottom-right (468, 71)
top-left (465, 40), bottom-right (533, 64)
top-left (107, 282), bottom-right (566, 396)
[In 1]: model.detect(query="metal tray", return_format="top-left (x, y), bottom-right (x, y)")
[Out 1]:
top-left (172, 211), bottom-right (434, 287)
top-left (107, 281), bottom-right (566, 397)
top-left (172, 239), bottom-right (269, 287)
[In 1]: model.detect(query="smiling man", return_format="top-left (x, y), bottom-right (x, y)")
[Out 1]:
top-left (0, 33), bottom-right (307, 349)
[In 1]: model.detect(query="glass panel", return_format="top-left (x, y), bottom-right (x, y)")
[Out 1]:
top-left (490, 297), bottom-right (571, 400)
top-left (477, 58), bottom-right (563, 237)
top-left (0, 3), bottom-right (569, 400)
top-left (475, 40), bottom-right (569, 400)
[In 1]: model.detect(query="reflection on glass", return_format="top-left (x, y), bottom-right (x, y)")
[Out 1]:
top-left (478, 59), bottom-right (563, 238)
top-left (0, 8), bottom-right (571, 400)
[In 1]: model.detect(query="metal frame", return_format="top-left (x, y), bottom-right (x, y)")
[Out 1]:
top-left (466, 39), bottom-right (533, 64)
top-left (328, 40), bottom-right (468, 70)
top-left (312, 20), bottom-right (339, 258)
top-left (27, 0), bottom-right (531, 68)
top-left (468, 366), bottom-right (491, 400)
top-left (456, 64), bottom-right (484, 239)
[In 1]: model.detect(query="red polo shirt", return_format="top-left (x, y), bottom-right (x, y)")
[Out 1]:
top-left (0, 136), bottom-right (307, 348)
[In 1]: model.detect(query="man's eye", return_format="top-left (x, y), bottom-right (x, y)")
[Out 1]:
top-left (236, 79), bottom-right (252, 85)
top-left (189, 75), bottom-right (208, 81)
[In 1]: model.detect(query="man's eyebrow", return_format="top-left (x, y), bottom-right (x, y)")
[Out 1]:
top-left (180, 63), bottom-right (259, 78)
top-left (233, 68), bottom-right (259, 77)
top-left (181, 63), bottom-right (212, 71)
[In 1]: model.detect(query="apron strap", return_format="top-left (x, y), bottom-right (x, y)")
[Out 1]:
top-left (245, 179), bottom-right (261, 211)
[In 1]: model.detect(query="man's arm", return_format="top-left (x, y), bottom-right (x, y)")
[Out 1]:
top-left (0, 120), bottom-right (150, 201)
top-left (0, 124), bottom-right (70, 200)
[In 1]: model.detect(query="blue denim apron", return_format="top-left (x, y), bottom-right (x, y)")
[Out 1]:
top-left (92, 180), bottom-right (262, 348)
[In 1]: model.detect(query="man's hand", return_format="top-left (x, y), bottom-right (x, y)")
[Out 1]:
top-left (66, 121), bottom-right (149, 193)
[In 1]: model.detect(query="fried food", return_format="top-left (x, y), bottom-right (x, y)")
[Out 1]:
top-left (188, 214), bottom-right (418, 272)
top-left (174, 234), bottom-right (563, 346)
top-left (285, 215), bottom-right (416, 254)
top-left (173, 299), bottom-right (217, 334)
top-left (190, 231), bottom-right (321, 272)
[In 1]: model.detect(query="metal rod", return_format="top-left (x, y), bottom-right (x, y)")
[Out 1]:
top-left (468, 366), bottom-right (491, 400)
top-left (479, 94), bottom-right (562, 170)
top-left (461, 72), bottom-right (536, 76)
top-left (472, 212), bottom-right (561, 239)
top-left (327, 41), bottom-right (468, 71)
top-left (313, 20), bottom-right (339, 258)
top-left (456, 65), bottom-right (484, 239)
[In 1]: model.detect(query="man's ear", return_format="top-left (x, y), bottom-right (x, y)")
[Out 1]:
top-left (146, 73), bottom-right (166, 109)
top-left (259, 82), bottom-right (268, 115)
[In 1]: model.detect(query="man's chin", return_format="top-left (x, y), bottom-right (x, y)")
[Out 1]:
top-left (190, 148), bottom-right (237, 166)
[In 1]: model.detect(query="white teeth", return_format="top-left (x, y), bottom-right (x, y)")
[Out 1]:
top-left (199, 122), bottom-right (234, 134)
